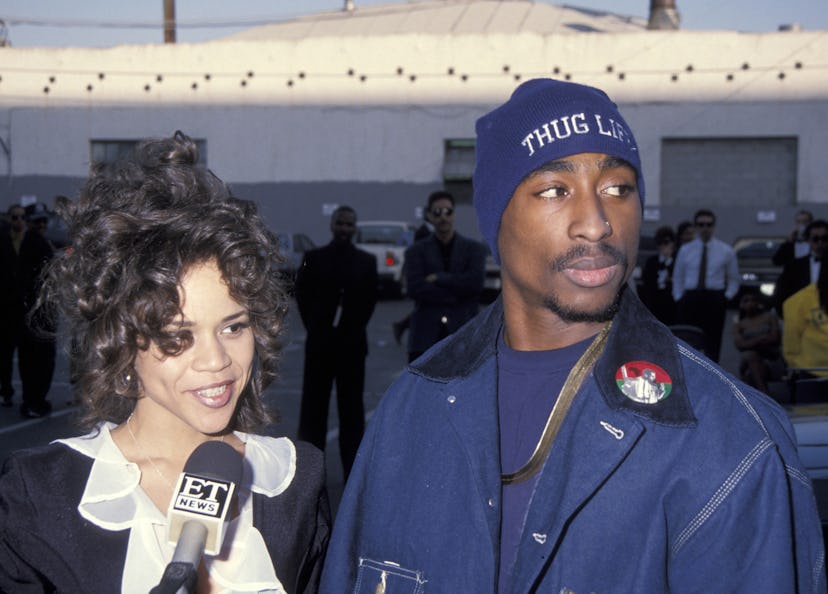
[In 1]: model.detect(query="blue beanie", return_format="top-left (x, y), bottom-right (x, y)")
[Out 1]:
top-left (473, 78), bottom-right (645, 263)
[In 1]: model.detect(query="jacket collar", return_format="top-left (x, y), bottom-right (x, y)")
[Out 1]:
top-left (411, 286), bottom-right (696, 427)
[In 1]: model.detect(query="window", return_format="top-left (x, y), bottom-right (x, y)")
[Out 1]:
top-left (443, 139), bottom-right (475, 203)
top-left (660, 137), bottom-right (797, 207)
top-left (90, 139), bottom-right (208, 166)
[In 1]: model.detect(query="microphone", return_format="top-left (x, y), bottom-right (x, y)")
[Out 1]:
top-left (150, 440), bottom-right (243, 594)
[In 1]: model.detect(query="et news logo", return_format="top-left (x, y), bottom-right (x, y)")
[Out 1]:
top-left (172, 473), bottom-right (232, 518)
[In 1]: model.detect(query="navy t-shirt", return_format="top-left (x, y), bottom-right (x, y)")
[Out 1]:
top-left (497, 329), bottom-right (593, 592)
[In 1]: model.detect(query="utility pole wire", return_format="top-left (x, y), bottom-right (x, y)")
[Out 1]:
top-left (0, 14), bottom-right (304, 29)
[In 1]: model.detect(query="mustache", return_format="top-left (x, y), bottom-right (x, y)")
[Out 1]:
top-left (551, 242), bottom-right (628, 271)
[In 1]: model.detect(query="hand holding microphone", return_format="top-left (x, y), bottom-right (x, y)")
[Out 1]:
top-left (150, 440), bottom-right (243, 594)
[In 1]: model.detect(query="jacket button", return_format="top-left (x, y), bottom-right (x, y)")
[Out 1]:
top-left (488, 498), bottom-right (495, 508)
top-left (447, 395), bottom-right (456, 404)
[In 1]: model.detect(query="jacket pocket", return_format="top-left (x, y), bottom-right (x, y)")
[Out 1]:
top-left (353, 558), bottom-right (426, 594)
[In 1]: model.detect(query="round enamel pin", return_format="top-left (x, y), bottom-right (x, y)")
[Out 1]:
top-left (615, 361), bottom-right (672, 404)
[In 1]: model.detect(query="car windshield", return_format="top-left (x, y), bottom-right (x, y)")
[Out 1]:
top-left (357, 225), bottom-right (407, 245)
top-left (736, 239), bottom-right (783, 259)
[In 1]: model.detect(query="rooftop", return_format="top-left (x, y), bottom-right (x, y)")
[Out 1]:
top-left (222, 0), bottom-right (647, 40)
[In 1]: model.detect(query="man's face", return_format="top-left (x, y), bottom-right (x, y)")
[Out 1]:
top-left (808, 225), bottom-right (828, 260)
top-left (694, 215), bottom-right (715, 242)
top-left (426, 198), bottom-right (455, 236)
top-left (330, 209), bottom-right (357, 244)
top-left (497, 152), bottom-right (641, 323)
top-left (30, 217), bottom-right (48, 236)
top-left (795, 212), bottom-right (813, 232)
top-left (8, 207), bottom-right (25, 233)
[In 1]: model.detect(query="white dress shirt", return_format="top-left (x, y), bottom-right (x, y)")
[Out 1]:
top-left (56, 424), bottom-right (295, 593)
top-left (810, 255), bottom-right (821, 284)
top-left (672, 237), bottom-right (740, 301)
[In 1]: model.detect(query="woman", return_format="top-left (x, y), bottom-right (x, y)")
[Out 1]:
top-left (783, 259), bottom-right (828, 378)
top-left (733, 290), bottom-right (783, 394)
top-left (0, 132), bottom-right (330, 593)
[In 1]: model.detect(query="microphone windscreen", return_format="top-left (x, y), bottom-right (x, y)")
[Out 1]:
top-left (184, 440), bottom-right (243, 486)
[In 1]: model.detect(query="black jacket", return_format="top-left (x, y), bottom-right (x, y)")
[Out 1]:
top-left (774, 254), bottom-right (814, 316)
top-left (295, 241), bottom-right (378, 355)
top-left (0, 440), bottom-right (330, 593)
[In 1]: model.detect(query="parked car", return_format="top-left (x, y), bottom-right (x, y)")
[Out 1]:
top-left (275, 231), bottom-right (316, 283)
top-left (732, 236), bottom-right (786, 306)
top-left (355, 220), bottom-right (417, 297)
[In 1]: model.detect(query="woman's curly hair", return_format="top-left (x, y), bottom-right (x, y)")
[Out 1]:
top-left (44, 131), bottom-right (287, 432)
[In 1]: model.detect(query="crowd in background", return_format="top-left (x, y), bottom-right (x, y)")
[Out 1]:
top-left (2, 202), bottom-right (827, 414)
top-left (637, 208), bottom-right (828, 397)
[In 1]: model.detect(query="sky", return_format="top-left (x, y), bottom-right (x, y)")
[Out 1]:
top-left (1, 0), bottom-right (827, 48)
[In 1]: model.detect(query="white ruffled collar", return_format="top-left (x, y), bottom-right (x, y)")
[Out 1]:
top-left (56, 424), bottom-right (296, 593)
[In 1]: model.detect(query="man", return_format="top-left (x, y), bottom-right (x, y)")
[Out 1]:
top-left (671, 209), bottom-right (739, 362)
top-left (773, 209), bottom-right (814, 266)
top-left (390, 215), bottom-right (433, 345)
top-left (295, 205), bottom-right (378, 479)
top-left (0, 204), bottom-right (56, 417)
top-left (403, 190), bottom-right (486, 362)
top-left (774, 218), bottom-right (828, 317)
top-left (320, 79), bottom-right (825, 593)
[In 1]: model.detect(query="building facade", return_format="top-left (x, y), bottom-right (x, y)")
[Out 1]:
top-left (1, 1), bottom-right (826, 243)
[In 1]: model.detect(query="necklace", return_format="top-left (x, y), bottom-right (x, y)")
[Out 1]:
top-left (501, 321), bottom-right (612, 485)
top-left (126, 414), bottom-right (175, 489)
top-left (125, 414), bottom-right (227, 490)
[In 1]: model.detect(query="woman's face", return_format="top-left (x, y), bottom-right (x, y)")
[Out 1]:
top-left (133, 259), bottom-right (254, 436)
top-left (739, 293), bottom-right (763, 315)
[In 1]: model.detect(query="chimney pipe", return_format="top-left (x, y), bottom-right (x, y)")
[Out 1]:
top-left (164, 0), bottom-right (176, 43)
top-left (648, 0), bottom-right (680, 30)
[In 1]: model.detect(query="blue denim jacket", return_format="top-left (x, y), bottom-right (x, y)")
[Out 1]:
top-left (321, 288), bottom-right (827, 593)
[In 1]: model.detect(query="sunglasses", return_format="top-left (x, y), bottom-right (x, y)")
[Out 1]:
top-left (430, 207), bottom-right (454, 217)
top-left (657, 238), bottom-right (675, 245)
top-left (10, 215), bottom-right (24, 221)
top-left (695, 221), bottom-right (714, 228)
top-left (810, 235), bottom-right (828, 243)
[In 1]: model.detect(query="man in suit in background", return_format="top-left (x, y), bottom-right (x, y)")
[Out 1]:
top-left (295, 205), bottom-right (378, 479)
top-left (774, 218), bottom-right (827, 318)
top-left (404, 190), bottom-right (487, 362)
top-left (0, 203), bottom-right (57, 417)
top-left (672, 209), bottom-right (739, 362)
top-left (773, 209), bottom-right (813, 266)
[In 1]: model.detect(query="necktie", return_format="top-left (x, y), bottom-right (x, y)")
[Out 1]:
top-left (697, 242), bottom-right (707, 289)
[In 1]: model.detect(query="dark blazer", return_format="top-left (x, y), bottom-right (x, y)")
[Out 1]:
top-left (638, 253), bottom-right (676, 326)
top-left (0, 440), bottom-right (330, 593)
top-left (295, 241), bottom-right (378, 356)
top-left (773, 254), bottom-right (814, 317)
top-left (404, 233), bottom-right (486, 355)
top-left (0, 230), bottom-right (53, 309)
top-left (772, 239), bottom-right (810, 267)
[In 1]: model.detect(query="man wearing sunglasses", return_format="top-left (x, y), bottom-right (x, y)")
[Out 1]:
top-left (774, 218), bottom-right (828, 317)
top-left (402, 190), bottom-right (486, 362)
top-left (671, 209), bottom-right (739, 362)
top-left (322, 79), bottom-right (823, 593)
